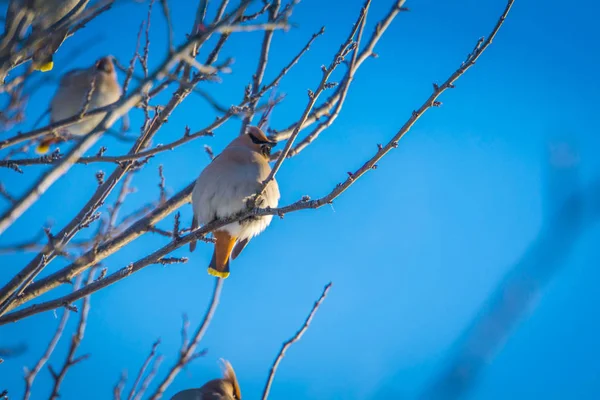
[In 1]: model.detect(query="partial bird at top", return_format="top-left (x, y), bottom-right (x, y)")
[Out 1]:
top-left (170, 359), bottom-right (242, 400)
top-left (4, 0), bottom-right (87, 72)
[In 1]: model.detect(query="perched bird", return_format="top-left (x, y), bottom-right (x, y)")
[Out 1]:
top-left (170, 360), bottom-right (241, 400)
top-left (191, 126), bottom-right (280, 278)
top-left (36, 56), bottom-right (122, 154)
top-left (4, 0), bottom-right (87, 72)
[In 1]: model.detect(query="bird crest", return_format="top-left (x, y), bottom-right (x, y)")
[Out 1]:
top-left (220, 359), bottom-right (241, 400)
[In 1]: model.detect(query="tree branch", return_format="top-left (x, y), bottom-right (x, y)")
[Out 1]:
top-left (148, 278), bottom-right (223, 400)
top-left (261, 282), bottom-right (332, 400)
top-left (0, 0), bottom-right (271, 314)
top-left (48, 272), bottom-right (93, 400)
top-left (0, 0), bottom-right (513, 323)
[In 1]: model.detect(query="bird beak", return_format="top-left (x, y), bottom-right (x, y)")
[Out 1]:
top-left (95, 57), bottom-right (114, 73)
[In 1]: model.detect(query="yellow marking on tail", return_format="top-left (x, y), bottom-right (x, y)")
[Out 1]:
top-left (208, 268), bottom-right (230, 279)
top-left (35, 61), bottom-right (54, 72)
top-left (35, 143), bottom-right (51, 154)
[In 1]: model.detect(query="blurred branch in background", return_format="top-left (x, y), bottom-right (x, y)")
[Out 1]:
top-left (419, 141), bottom-right (600, 400)
top-left (0, 341), bottom-right (26, 364)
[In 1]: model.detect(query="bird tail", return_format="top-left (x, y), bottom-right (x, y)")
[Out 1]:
top-left (35, 136), bottom-right (61, 154)
top-left (32, 52), bottom-right (54, 72)
top-left (208, 230), bottom-right (236, 279)
top-left (33, 60), bottom-right (54, 72)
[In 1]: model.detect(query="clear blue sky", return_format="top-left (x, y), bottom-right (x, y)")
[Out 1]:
top-left (1, 0), bottom-right (600, 399)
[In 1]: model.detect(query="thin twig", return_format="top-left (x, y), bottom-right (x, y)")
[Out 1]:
top-left (259, 0), bottom-right (370, 195)
top-left (22, 276), bottom-right (84, 400)
top-left (0, 2), bottom-right (259, 313)
top-left (159, 0), bottom-right (174, 53)
top-left (133, 354), bottom-right (164, 400)
top-left (48, 272), bottom-right (93, 400)
top-left (240, 0), bottom-right (281, 133)
top-left (113, 372), bottom-right (127, 400)
top-left (148, 278), bottom-right (223, 400)
top-left (271, 0), bottom-right (408, 142)
top-left (261, 282), bottom-right (332, 400)
top-left (0, 1), bottom-right (283, 237)
top-left (1, 0), bottom-right (512, 322)
top-left (128, 339), bottom-right (161, 400)
top-left (281, 1), bottom-right (369, 158)
top-left (4, 183), bottom-right (196, 314)
top-left (0, 183), bottom-right (16, 204)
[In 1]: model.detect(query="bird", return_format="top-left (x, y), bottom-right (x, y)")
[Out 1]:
top-left (190, 126), bottom-right (280, 279)
top-left (35, 56), bottom-right (122, 154)
top-left (4, 0), bottom-right (87, 72)
top-left (170, 360), bottom-right (241, 400)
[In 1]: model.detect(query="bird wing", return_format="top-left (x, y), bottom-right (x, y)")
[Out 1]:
top-left (192, 147), bottom-right (264, 224)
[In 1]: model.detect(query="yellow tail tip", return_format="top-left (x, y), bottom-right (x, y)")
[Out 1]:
top-left (35, 143), bottom-right (50, 154)
top-left (35, 61), bottom-right (54, 72)
top-left (208, 268), bottom-right (229, 279)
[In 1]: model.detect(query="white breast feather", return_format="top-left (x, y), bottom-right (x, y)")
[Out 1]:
top-left (192, 150), bottom-right (280, 240)
top-left (50, 72), bottom-right (120, 136)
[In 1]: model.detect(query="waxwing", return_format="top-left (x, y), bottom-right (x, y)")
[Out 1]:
top-left (5, 0), bottom-right (87, 71)
top-left (170, 360), bottom-right (241, 400)
top-left (190, 126), bottom-right (280, 278)
top-left (36, 55), bottom-right (122, 153)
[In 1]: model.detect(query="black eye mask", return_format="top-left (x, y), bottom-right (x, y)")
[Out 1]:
top-left (249, 132), bottom-right (276, 147)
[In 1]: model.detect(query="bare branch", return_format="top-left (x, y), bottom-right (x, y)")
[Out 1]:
top-left (148, 278), bottom-right (223, 400)
top-left (128, 339), bottom-right (161, 400)
top-left (113, 372), bottom-right (127, 400)
top-left (159, 0), bottom-right (175, 53)
top-left (48, 272), bottom-right (93, 400)
top-left (0, 0), bottom-right (286, 240)
top-left (259, 0), bottom-right (371, 194)
top-left (0, 0), bottom-right (514, 332)
top-left (0, 183), bottom-right (16, 204)
top-left (261, 282), bottom-right (332, 400)
top-left (240, 0), bottom-right (281, 133)
top-left (0, 1), bottom-right (260, 312)
top-left (22, 277), bottom-right (84, 400)
top-left (3, 183), bottom-right (195, 314)
top-left (107, 173), bottom-right (136, 234)
top-left (280, 0), bottom-right (369, 158)
top-left (270, 0), bottom-right (408, 142)
top-left (133, 354), bottom-right (164, 400)
top-left (420, 142), bottom-right (597, 400)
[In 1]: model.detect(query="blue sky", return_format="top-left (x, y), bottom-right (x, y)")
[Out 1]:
top-left (1, 0), bottom-right (600, 399)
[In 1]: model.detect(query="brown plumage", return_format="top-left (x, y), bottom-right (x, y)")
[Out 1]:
top-left (5, 0), bottom-right (87, 71)
top-left (170, 360), bottom-right (241, 400)
top-left (36, 56), bottom-right (122, 154)
top-left (191, 126), bottom-right (280, 278)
